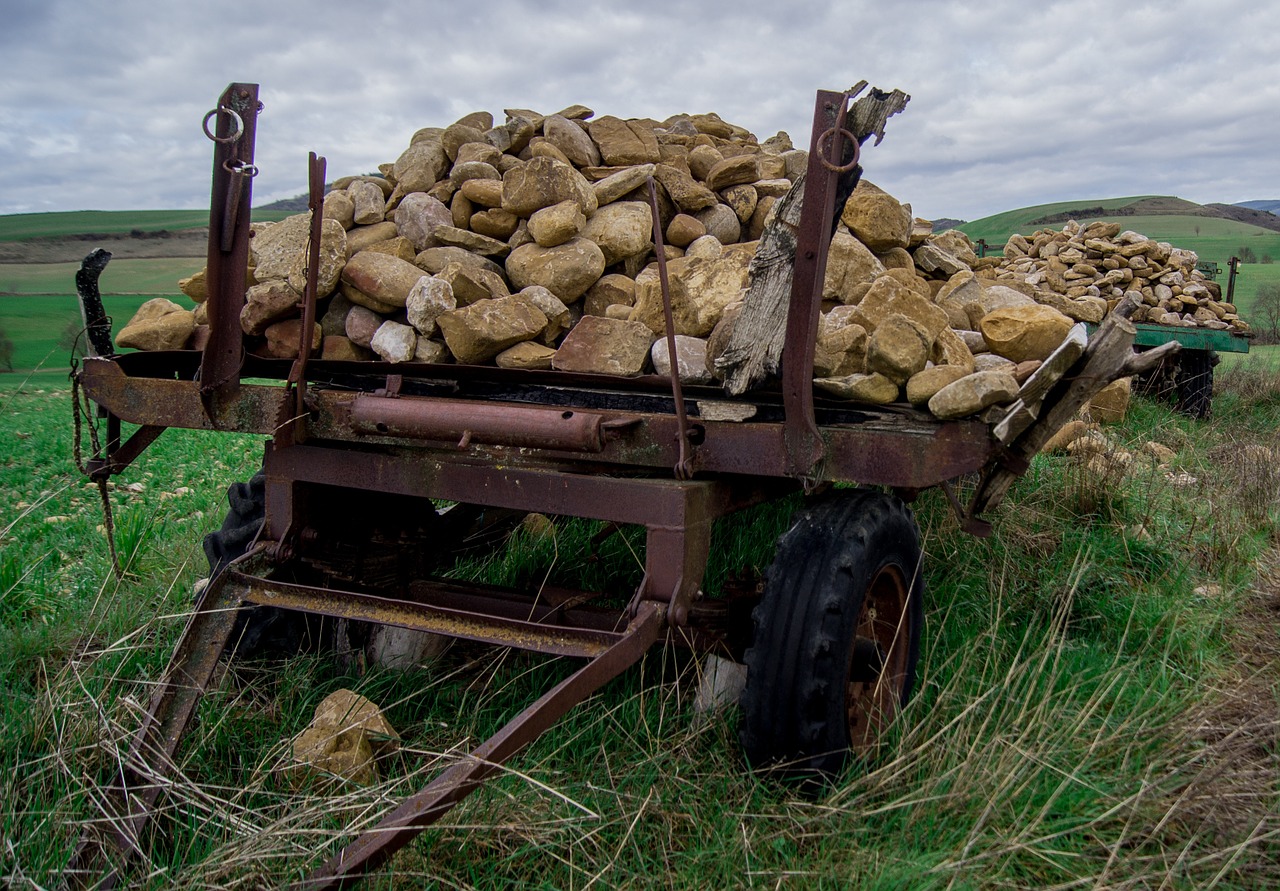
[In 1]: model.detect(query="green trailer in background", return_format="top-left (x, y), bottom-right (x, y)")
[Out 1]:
top-left (1098, 243), bottom-right (1248, 419)
top-left (1121, 322), bottom-right (1250, 420)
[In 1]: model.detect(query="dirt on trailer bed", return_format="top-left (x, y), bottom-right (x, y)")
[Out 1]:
top-left (0, 229), bottom-right (208, 264)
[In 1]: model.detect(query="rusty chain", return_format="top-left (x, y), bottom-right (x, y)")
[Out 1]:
top-left (70, 359), bottom-right (124, 581)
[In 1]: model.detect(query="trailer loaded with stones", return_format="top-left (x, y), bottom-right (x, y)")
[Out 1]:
top-left (71, 83), bottom-right (1184, 889)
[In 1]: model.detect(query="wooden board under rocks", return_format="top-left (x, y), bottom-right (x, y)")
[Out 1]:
top-left (715, 85), bottom-right (910, 396)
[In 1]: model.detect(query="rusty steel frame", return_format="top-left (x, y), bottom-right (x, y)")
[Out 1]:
top-left (298, 601), bottom-right (665, 890)
top-left (782, 89), bottom-right (859, 481)
top-left (238, 573), bottom-right (626, 658)
top-left (76, 360), bottom-right (995, 489)
top-left (68, 84), bottom-right (1008, 888)
top-left (281, 150), bottom-right (328, 447)
top-left (259, 441), bottom-right (789, 626)
top-left (199, 83), bottom-right (259, 411)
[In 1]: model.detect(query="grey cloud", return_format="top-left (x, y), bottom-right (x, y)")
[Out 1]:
top-left (1, 0), bottom-right (1277, 220)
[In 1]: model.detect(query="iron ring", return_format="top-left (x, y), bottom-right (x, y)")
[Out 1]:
top-left (816, 127), bottom-right (860, 173)
top-left (202, 106), bottom-right (244, 144)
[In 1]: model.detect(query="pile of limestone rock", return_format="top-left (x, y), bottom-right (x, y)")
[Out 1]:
top-left (990, 221), bottom-right (1249, 333)
top-left (113, 103), bottom-right (1241, 423)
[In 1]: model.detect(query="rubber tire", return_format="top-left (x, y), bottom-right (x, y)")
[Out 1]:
top-left (739, 489), bottom-right (924, 779)
top-left (1175, 349), bottom-right (1214, 420)
top-left (203, 471), bottom-right (266, 580)
top-left (202, 471), bottom-right (312, 657)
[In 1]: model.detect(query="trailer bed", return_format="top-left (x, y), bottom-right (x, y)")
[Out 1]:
top-left (79, 350), bottom-right (997, 490)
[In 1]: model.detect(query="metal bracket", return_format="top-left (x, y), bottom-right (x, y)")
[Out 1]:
top-left (645, 176), bottom-right (696, 480)
top-left (84, 424), bottom-right (167, 481)
top-left (781, 89), bottom-right (861, 480)
top-left (281, 152), bottom-right (327, 447)
top-left (940, 479), bottom-right (993, 538)
top-left (198, 83), bottom-right (260, 411)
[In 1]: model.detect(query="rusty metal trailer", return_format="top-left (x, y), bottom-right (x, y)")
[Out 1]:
top-left (66, 84), bottom-right (1165, 889)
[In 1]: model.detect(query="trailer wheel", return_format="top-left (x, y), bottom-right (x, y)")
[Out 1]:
top-left (203, 471), bottom-right (316, 657)
top-left (1175, 349), bottom-right (1215, 420)
top-left (739, 489), bottom-right (923, 779)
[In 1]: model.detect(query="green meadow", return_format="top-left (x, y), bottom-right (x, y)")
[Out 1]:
top-left (0, 258), bottom-right (203, 295)
top-left (0, 295), bottom-right (157, 373)
top-left (0, 209), bottom-right (291, 242)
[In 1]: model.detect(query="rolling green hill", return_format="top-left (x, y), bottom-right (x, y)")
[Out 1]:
top-left (0, 210), bottom-right (211, 242)
top-left (959, 196), bottom-right (1160, 244)
top-left (0, 209), bottom-right (293, 242)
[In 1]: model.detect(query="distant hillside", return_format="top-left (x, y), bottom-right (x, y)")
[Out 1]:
top-left (1016, 196), bottom-right (1280, 234)
top-left (1238, 200), bottom-right (1280, 214)
top-left (0, 210), bottom-right (215, 242)
top-left (256, 195), bottom-right (310, 212)
top-left (1207, 203), bottom-right (1280, 232)
top-left (957, 196), bottom-right (1153, 244)
top-left (0, 209), bottom-right (295, 263)
top-left (959, 196), bottom-right (1280, 245)
top-left (1026, 197), bottom-right (1210, 226)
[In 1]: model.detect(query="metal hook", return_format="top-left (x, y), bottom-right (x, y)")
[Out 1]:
top-left (223, 159), bottom-right (258, 177)
top-left (202, 105), bottom-right (244, 144)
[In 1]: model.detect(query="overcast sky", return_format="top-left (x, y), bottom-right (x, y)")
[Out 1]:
top-left (3, 0), bottom-right (1277, 224)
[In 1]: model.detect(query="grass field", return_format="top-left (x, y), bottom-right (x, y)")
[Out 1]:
top-left (1229, 261), bottom-right (1280, 320)
top-left (0, 213), bottom-right (211, 376)
top-left (0, 295), bottom-right (157, 373)
top-left (1221, 342), bottom-right (1280, 370)
top-left (1, 358), bottom-right (1277, 886)
top-left (0, 258), bottom-right (203, 296)
top-left (0, 209), bottom-right (292, 242)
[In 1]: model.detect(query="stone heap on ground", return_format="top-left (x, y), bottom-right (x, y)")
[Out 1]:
top-left (992, 221), bottom-right (1248, 334)
top-left (120, 102), bottom-right (1247, 423)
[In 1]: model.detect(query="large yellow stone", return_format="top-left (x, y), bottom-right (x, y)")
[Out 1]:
top-left (839, 180), bottom-right (911, 252)
top-left (978, 304), bottom-right (1074, 363)
top-left (1089, 378), bottom-right (1132, 423)
top-left (906, 365), bottom-right (969, 406)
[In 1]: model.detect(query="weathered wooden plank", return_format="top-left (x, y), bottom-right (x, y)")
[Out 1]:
top-left (991, 323), bottom-right (1088, 444)
top-left (715, 176), bottom-right (808, 395)
top-left (715, 85), bottom-right (910, 396)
